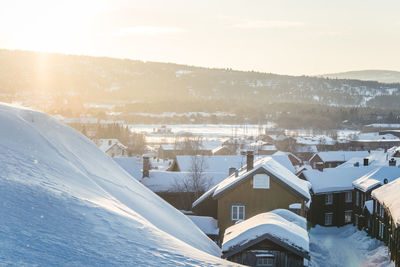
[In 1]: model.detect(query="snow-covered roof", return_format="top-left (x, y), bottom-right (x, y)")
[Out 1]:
top-left (96, 138), bottom-right (127, 153)
top-left (352, 167), bottom-right (400, 192)
top-left (354, 132), bottom-right (400, 141)
top-left (0, 103), bottom-right (225, 264)
top-left (366, 123), bottom-right (400, 129)
top-left (222, 212), bottom-right (309, 258)
top-left (372, 177), bottom-right (400, 227)
top-left (141, 171), bottom-right (228, 193)
top-left (114, 157), bottom-right (172, 180)
top-left (269, 209), bottom-right (307, 230)
top-left (213, 157), bottom-right (311, 200)
top-left (175, 154), bottom-right (296, 176)
top-left (304, 167), bottom-right (376, 194)
top-left (337, 151), bottom-right (399, 168)
top-left (187, 216), bottom-right (219, 236)
top-left (295, 136), bottom-right (336, 146)
top-left (311, 151), bottom-right (370, 163)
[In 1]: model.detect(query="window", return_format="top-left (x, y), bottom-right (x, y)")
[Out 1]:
top-left (256, 257), bottom-right (274, 266)
top-left (379, 222), bottom-right (384, 239)
top-left (231, 205), bottom-right (245, 221)
top-left (355, 191), bottom-right (359, 206)
top-left (253, 174), bottom-right (270, 189)
top-left (345, 192), bottom-right (352, 203)
top-left (325, 194), bottom-right (333, 205)
top-left (325, 213), bottom-right (333, 225)
top-left (345, 210), bottom-right (352, 223)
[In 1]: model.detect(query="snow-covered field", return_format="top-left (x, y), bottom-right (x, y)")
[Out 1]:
top-left (0, 103), bottom-right (235, 266)
top-left (310, 225), bottom-right (394, 267)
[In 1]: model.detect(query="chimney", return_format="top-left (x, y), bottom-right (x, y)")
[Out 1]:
top-left (363, 158), bottom-right (369, 166)
top-left (389, 158), bottom-right (396, 166)
top-left (229, 167), bottom-right (236, 176)
top-left (142, 155), bottom-right (150, 178)
top-left (235, 169), bottom-right (239, 177)
top-left (316, 162), bottom-right (324, 172)
top-left (246, 151), bottom-right (254, 172)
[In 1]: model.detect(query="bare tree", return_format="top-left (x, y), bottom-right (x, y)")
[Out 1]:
top-left (172, 155), bottom-right (212, 210)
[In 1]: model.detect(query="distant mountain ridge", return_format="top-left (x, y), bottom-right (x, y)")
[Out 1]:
top-left (321, 70), bottom-right (400, 84)
top-left (0, 49), bottom-right (400, 113)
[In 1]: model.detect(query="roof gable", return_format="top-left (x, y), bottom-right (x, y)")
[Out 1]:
top-left (212, 157), bottom-right (310, 200)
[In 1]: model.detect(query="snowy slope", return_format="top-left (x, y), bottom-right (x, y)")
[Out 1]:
top-left (0, 103), bottom-right (233, 265)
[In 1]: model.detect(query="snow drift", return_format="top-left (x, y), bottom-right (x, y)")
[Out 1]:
top-left (0, 103), bottom-right (231, 266)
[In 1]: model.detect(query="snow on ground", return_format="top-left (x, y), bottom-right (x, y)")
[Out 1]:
top-left (0, 103), bottom-right (235, 266)
top-left (310, 225), bottom-right (394, 267)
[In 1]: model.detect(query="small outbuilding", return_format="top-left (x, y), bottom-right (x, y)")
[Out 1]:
top-left (222, 210), bottom-right (309, 267)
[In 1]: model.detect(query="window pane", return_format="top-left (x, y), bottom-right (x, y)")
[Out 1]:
top-left (232, 206), bottom-right (237, 220)
top-left (239, 206), bottom-right (244, 219)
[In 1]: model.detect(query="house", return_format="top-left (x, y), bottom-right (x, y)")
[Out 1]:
top-left (246, 140), bottom-right (277, 155)
top-left (304, 167), bottom-right (375, 227)
top-left (168, 154), bottom-right (297, 175)
top-left (371, 178), bottom-right (400, 266)
top-left (352, 165), bottom-right (400, 230)
top-left (192, 153), bottom-right (311, 240)
top-left (222, 210), bottom-right (309, 267)
top-left (308, 151), bottom-right (370, 170)
top-left (95, 138), bottom-right (128, 157)
top-left (187, 215), bottom-right (219, 243)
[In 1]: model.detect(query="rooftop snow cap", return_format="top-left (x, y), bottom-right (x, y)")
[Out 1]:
top-left (246, 151), bottom-right (254, 172)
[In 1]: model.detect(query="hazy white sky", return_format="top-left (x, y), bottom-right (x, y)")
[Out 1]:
top-left (1, 0), bottom-right (399, 75)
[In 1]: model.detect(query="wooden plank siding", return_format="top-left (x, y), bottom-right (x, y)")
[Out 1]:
top-left (308, 191), bottom-right (353, 227)
top-left (216, 168), bottom-right (306, 240)
top-left (225, 237), bottom-right (306, 267)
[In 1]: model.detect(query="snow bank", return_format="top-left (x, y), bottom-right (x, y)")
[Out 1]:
top-left (310, 225), bottom-right (394, 267)
top-left (0, 103), bottom-right (229, 265)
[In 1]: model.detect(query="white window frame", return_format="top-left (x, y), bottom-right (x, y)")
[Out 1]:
top-left (325, 194), bottom-right (333, 205)
top-left (344, 210), bottom-right (352, 223)
top-left (345, 191), bottom-right (352, 203)
top-left (325, 212), bottom-right (333, 226)
top-left (256, 257), bottom-right (274, 267)
top-left (379, 222), bottom-right (384, 238)
top-left (253, 174), bottom-right (270, 189)
top-left (231, 205), bottom-right (245, 221)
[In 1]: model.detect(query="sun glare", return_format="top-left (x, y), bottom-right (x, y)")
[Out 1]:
top-left (6, 1), bottom-right (103, 54)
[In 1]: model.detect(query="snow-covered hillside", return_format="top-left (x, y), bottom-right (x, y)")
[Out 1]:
top-left (0, 103), bottom-right (233, 266)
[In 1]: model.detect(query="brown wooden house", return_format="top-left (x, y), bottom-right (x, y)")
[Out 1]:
top-left (192, 153), bottom-right (311, 240)
top-left (371, 179), bottom-right (400, 266)
top-left (303, 167), bottom-right (375, 227)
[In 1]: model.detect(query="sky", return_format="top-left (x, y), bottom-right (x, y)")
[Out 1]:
top-left (0, 0), bottom-right (399, 75)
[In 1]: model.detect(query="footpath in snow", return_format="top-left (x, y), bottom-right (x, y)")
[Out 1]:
top-left (309, 225), bottom-right (394, 267)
